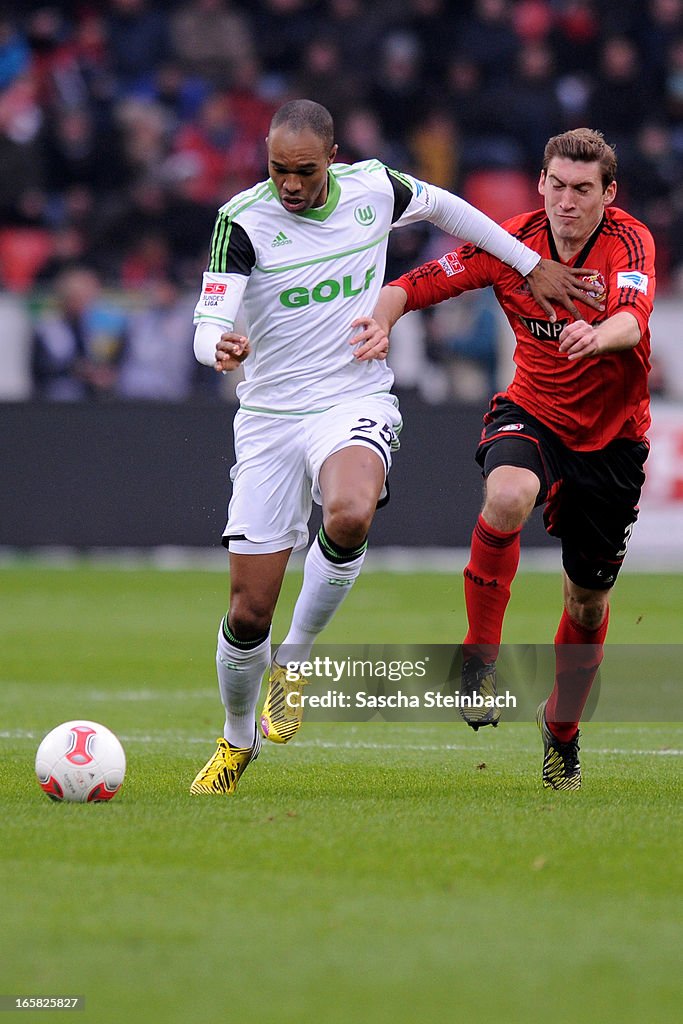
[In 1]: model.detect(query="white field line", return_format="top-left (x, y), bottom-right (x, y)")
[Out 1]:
top-left (0, 687), bottom-right (217, 701)
top-left (277, 738), bottom-right (683, 756)
top-left (3, 545), bottom-right (683, 572)
top-left (85, 689), bottom-right (216, 701)
top-left (2, 729), bottom-right (681, 757)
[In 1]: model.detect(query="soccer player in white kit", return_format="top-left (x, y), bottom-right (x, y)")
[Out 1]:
top-left (189, 99), bottom-right (601, 795)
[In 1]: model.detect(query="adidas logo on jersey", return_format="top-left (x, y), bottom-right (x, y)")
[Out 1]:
top-left (271, 231), bottom-right (292, 247)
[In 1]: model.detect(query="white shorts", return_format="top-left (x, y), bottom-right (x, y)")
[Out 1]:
top-left (224, 394), bottom-right (402, 554)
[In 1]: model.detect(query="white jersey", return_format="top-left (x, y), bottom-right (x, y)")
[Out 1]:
top-left (193, 160), bottom-right (539, 414)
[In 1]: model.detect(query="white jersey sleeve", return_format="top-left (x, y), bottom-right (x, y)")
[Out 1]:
top-left (386, 168), bottom-right (541, 277)
top-left (193, 271), bottom-right (249, 365)
top-left (193, 211), bottom-right (256, 365)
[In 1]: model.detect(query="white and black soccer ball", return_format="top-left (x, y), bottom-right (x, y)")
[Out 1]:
top-left (35, 720), bottom-right (126, 803)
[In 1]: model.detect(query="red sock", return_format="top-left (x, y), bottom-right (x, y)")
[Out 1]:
top-left (463, 515), bottom-right (521, 663)
top-left (546, 608), bottom-right (609, 741)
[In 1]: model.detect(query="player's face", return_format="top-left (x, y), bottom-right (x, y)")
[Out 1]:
top-left (539, 157), bottom-right (617, 250)
top-left (267, 125), bottom-right (338, 214)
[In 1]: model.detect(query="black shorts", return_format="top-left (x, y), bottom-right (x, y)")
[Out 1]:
top-left (475, 398), bottom-right (649, 590)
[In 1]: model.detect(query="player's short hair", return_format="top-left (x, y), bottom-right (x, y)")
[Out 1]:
top-left (542, 128), bottom-right (617, 189)
top-left (269, 99), bottom-right (335, 150)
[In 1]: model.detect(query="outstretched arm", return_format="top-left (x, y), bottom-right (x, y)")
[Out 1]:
top-left (349, 285), bottom-right (409, 361)
top-left (396, 179), bottom-right (603, 319)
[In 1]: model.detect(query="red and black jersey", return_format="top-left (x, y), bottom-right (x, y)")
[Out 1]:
top-left (392, 207), bottom-right (655, 451)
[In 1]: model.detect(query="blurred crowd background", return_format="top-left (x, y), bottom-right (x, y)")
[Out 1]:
top-left (0, 0), bottom-right (682, 403)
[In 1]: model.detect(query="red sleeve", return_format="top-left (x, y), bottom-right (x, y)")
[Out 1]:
top-left (604, 219), bottom-right (656, 337)
top-left (390, 245), bottom-right (497, 312)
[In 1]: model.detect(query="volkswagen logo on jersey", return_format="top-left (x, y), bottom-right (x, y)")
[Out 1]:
top-left (354, 204), bottom-right (376, 225)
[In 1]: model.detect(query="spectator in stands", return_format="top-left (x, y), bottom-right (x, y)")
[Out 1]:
top-left (115, 97), bottom-right (171, 185)
top-left (339, 106), bottom-right (408, 168)
top-left (324, 0), bottom-right (389, 73)
top-left (551, 0), bottom-right (600, 75)
top-left (410, 108), bottom-right (459, 190)
top-left (34, 224), bottom-right (93, 287)
top-left (369, 31), bottom-right (426, 143)
top-left (246, 0), bottom-right (317, 84)
top-left (105, 0), bottom-right (170, 97)
top-left (0, 16), bottom-right (30, 91)
top-left (69, 11), bottom-right (118, 120)
top-left (642, 0), bottom-right (682, 91)
top-left (0, 74), bottom-right (47, 226)
top-left (170, 0), bottom-right (254, 88)
top-left (170, 90), bottom-right (262, 204)
top-left (624, 121), bottom-right (683, 287)
top-left (663, 34), bottom-right (683, 123)
top-left (443, 55), bottom-right (490, 165)
top-left (505, 41), bottom-right (564, 168)
top-left (399, 0), bottom-right (460, 86)
top-left (32, 266), bottom-right (126, 400)
top-left (117, 275), bottom-right (201, 400)
top-left (443, 52), bottom-right (527, 175)
top-left (458, 0), bottom-right (517, 85)
top-left (120, 230), bottom-right (174, 290)
top-left (130, 60), bottom-right (209, 128)
top-left (293, 34), bottom-right (362, 119)
top-left (0, 293), bottom-right (33, 399)
top-left (588, 36), bottom-right (655, 157)
top-left (44, 107), bottom-right (123, 196)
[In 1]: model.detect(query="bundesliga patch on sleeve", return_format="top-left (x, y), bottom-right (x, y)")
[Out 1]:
top-left (616, 271), bottom-right (649, 294)
top-left (202, 278), bottom-right (228, 307)
top-left (438, 252), bottom-right (465, 277)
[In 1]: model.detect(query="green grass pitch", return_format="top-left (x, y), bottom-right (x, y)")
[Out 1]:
top-left (1, 563), bottom-right (681, 1024)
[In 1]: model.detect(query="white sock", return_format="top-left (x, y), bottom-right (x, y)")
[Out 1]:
top-left (215, 619), bottom-right (271, 748)
top-left (277, 534), bottom-right (366, 664)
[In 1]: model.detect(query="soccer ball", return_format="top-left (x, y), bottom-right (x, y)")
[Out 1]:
top-left (35, 720), bottom-right (126, 803)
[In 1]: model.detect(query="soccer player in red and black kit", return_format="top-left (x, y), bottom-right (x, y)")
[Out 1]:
top-left (352, 128), bottom-right (655, 789)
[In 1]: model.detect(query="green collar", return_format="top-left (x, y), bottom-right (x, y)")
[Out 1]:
top-left (268, 170), bottom-right (341, 222)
